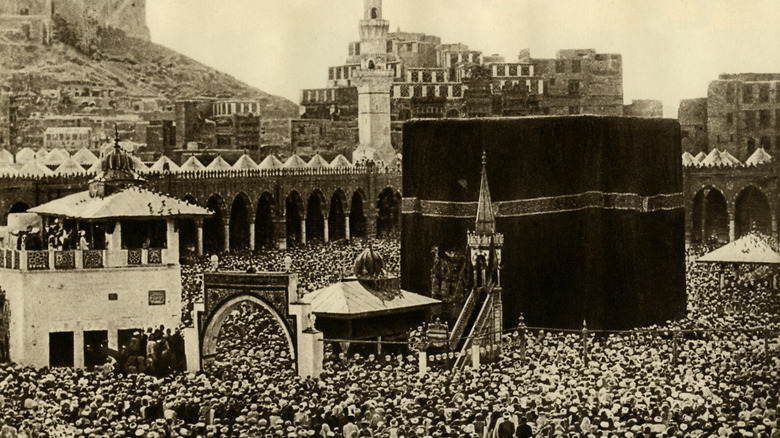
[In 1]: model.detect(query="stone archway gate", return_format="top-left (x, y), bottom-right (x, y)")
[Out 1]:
top-left (184, 271), bottom-right (323, 377)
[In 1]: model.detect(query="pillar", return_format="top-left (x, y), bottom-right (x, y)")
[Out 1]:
top-left (107, 329), bottom-right (118, 351)
top-left (345, 212), bottom-right (351, 239)
top-left (376, 336), bottom-right (382, 356)
top-left (729, 216), bottom-right (735, 242)
top-left (249, 221), bottom-right (256, 251)
top-left (185, 303), bottom-right (204, 373)
top-left (701, 189), bottom-right (709, 241)
top-left (323, 219), bottom-right (329, 243)
top-left (196, 220), bottom-right (204, 256)
top-left (223, 221), bottom-right (230, 252)
top-left (471, 342), bottom-right (481, 370)
top-left (719, 269), bottom-right (725, 293)
top-left (273, 218), bottom-right (287, 250)
top-left (73, 329), bottom-right (84, 369)
top-left (300, 218), bottom-right (307, 245)
top-left (772, 212), bottom-right (778, 240)
top-left (417, 350), bottom-right (427, 377)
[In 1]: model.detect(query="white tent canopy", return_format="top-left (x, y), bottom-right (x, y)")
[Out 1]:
top-left (257, 155), bottom-right (283, 170)
top-left (682, 151), bottom-right (695, 167)
top-left (19, 158), bottom-right (54, 176)
top-left (72, 147), bottom-right (99, 167)
top-left (697, 233), bottom-right (780, 265)
top-left (179, 156), bottom-right (206, 172)
top-left (232, 154), bottom-right (258, 170)
top-left (282, 154), bottom-right (307, 169)
top-left (148, 156), bottom-right (180, 172)
top-left (206, 155), bottom-right (232, 171)
top-left (306, 154), bottom-right (330, 168)
top-left (54, 157), bottom-right (86, 175)
top-left (15, 147), bottom-right (35, 164)
top-left (330, 154), bottom-right (353, 168)
top-left (745, 147), bottom-right (773, 167)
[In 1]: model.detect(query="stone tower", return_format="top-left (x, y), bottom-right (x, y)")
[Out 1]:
top-left (352, 0), bottom-right (396, 167)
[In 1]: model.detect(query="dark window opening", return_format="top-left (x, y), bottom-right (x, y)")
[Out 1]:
top-left (370, 7), bottom-right (378, 19)
top-left (572, 60), bottom-right (582, 73)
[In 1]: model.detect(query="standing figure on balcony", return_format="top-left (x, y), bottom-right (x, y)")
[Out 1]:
top-left (79, 231), bottom-right (89, 250)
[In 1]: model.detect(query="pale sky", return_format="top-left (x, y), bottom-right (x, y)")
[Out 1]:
top-left (147, 0), bottom-right (780, 117)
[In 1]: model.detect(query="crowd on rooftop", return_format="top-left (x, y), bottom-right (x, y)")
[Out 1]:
top-left (0, 238), bottom-right (778, 437)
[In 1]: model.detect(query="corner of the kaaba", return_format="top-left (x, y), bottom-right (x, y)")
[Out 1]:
top-left (401, 115), bottom-right (687, 331)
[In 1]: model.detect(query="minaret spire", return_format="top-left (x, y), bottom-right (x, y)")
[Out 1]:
top-left (475, 150), bottom-right (495, 235)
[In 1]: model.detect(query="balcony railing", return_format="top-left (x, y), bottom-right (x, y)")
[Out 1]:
top-left (0, 248), bottom-right (172, 271)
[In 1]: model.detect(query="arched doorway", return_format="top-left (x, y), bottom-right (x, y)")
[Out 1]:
top-left (329, 190), bottom-right (347, 241)
top-left (178, 195), bottom-right (198, 253)
top-left (286, 191), bottom-right (304, 245)
top-left (200, 295), bottom-right (296, 372)
top-left (5, 201), bottom-right (30, 225)
top-left (377, 188), bottom-right (401, 238)
top-left (735, 186), bottom-right (771, 237)
top-left (350, 190), bottom-right (367, 238)
top-left (204, 195), bottom-right (225, 253)
top-left (692, 189), bottom-right (729, 244)
top-left (255, 192), bottom-right (275, 249)
top-left (306, 190), bottom-right (327, 242)
top-left (229, 194), bottom-right (251, 250)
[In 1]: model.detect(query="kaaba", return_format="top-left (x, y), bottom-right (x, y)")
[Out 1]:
top-left (401, 116), bottom-right (686, 330)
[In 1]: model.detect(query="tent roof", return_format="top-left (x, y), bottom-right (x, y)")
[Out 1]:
top-left (720, 150), bottom-right (741, 166)
top-left (0, 149), bottom-right (12, 163)
top-left (29, 185), bottom-right (212, 220)
top-left (700, 149), bottom-right (735, 167)
top-left (682, 152), bottom-right (695, 167)
top-left (44, 148), bottom-right (71, 166)
top-left (302, 277), bottom-right (440, 318)
top-left (132, 156), bottom-right (149, 173)
top-left (0, 163), bottom-right (18, 176)
top-left (282, 154), bottom-right (307, 169)
top-left (206, 155), bottom-right (232, 170)
top-left (18, 158), bottom-right (54, 176)
top-left (693, 151), bottom-right (706, 163)
top-left (257, 155), bottom-right (283, 169)
top-left (86, 159), bottom-right (102, 174)
top-left (232, 154), bottom-right (258, 170)
top-left (53, 157), bottom-right (86, 175)
top-left (72, 147), bottom-right (99, 166)
top-left (35, 147), bottom-right (48, 160)
top-left (179, 156), bottom-right (206, 172)
top-left (15, 147), bottom-right (35, 163)
top-left (306, 154), bottom-right (330, 168)
top-left (697, 233), bottom-right (780, 265)
top-left (148, 155), bottom-right (180, 172)
top-left (330, 154), bottom-right (353, 168)
top-left (745, 147), bottom-right (773, 167)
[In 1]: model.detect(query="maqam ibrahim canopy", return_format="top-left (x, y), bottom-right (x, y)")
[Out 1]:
top-left (697, 233), bottom-right (780, 265)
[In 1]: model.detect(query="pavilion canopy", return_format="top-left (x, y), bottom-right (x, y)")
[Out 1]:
top-left (54, 157), bottom-right (86, 175)
top-left (306, 154), bottom-right (330, 168)
top-left (148, 156), bottom-right (180, 172)
top-left (72, 147), bottom-right (99, 167)
top-left (330, 154), bottom-right (353, 168)
top-left (29, 185), bottom-right (212, 221)
top-left (0, 149), bottom-right (13, 163)
top-left (697, 233), bottom-right (780, 265)
top-left (682, 152), bottom-right (695, 167)
top-left (303, 276), bottom-right (440, 318)
top-left (232, 154), bottom-right (258, 170)
top-left (257, 155), bottom-right (283, 169)
top-left (206, 155), bottom-right (232, 170)
top-left (179, 156), bottom-right (206, 172)
top-left (282, 154), bottom-right (307, 169)
top-left (18, 158), bottom-right (54, 176)
top-left (745, 147), bottom-right (773, 167)
top-left (15, 147), bottom-right (35, 164)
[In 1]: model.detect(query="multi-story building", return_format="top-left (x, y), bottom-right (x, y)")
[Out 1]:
top-left (706, 74), bottom-right (780, 162)
top-left (145, 120), bottom-right (175, 157)
top-left (43, 126), bottom-right (93, 151)
top-left (300, 2), bottom-right (624, 122)
top-left (678, 98), bottom-right (708, 154)
top-left (215, 113), bottom-right (261, 151)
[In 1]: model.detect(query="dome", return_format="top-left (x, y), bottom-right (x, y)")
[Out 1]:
top-left (354, 246), bottom-right (386, 279)
top-left (102, 142), bottom-right (135, 173)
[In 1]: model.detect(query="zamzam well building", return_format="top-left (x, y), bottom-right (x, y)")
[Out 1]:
top-left (300, 0), bottom-right (625, 124)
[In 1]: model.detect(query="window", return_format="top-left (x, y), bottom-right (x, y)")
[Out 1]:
top-left (760, 110), bottom-right (770, 128)
top-left (744, 111), bottom-right (756, 130)
top-left (496, 65), bottom-right (506, 76)
top-left (747, 138), bottom-right (756, 153)
top-left (368, 60), bottom-right (375, 70)
top-left (743, 85), bottom-right (754, 103)
top-left (759, 85), bottom-right (770, 103)
top-left (556, 61), bottom-right (565, 73)
top-left (400, 84), bottom-right (410, 97)
top-left (572, 60), bottom-right (582, 73)
top-left (761, 136), bottom-right (770, 149)
top-left (521, 65), bottom-right (530, 76)
top-left (422, 71), bottom-right (432, 83)
top-left (370, 8), bottom-right (378, 19)
top-left (427, 85), bottom-right (436, 98)
top-left (411, 71), bottom-right (419, 82)
top-left (726, 83), bottom-right (735, 102)
top-left (435, 71), bottom-right (444, 82)
top-left (354, 43), bottom-right (360, 56)
top-left (549, 78), bottom-right (556, 86)
top-left (568, 80), bottom-right (580, 95)
top-left (453, 84), bottom-right (462, 97)
top-left (387, 40), bottom-right (393, 53)
top-left (726, 113), bottom-right (733, 126)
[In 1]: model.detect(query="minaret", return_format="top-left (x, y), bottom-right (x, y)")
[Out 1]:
top-left (352, 0), bottom-right (396, 167)
top-left (467, 152), bottom-right (504, 342)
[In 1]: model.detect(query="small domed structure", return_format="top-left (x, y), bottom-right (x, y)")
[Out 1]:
top-left (89, 130), bottom-right (142, 197)
top-left (354, 246), bottom-right (386, 279)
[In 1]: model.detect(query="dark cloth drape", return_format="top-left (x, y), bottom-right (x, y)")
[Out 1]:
top-left (401, 116), bottom-right (686, 330)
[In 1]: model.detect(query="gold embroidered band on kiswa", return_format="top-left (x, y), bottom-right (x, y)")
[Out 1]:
top-left (401, 191), bottom-right (684, 218)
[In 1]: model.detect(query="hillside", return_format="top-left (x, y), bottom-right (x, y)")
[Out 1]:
top-left (0, 25), bottom-right (299, 118)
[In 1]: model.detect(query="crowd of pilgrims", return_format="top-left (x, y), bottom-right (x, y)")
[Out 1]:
top-left (0, 237), bottom-right (779, 437)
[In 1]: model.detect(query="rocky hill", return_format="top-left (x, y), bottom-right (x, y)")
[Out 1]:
top-left (0, 22), bottom-right (299, 118)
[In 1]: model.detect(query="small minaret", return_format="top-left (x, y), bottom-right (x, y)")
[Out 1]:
top-left (352, 0), bottom-right (396, 167)
top-left (466, 151), bottom-right (504, 343)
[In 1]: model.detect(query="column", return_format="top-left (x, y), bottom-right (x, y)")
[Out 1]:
top-left (323, 219), bottom-right (329, 243)
top-left (107, 329), bottom-right (118, 351)
top-left (701, 189), bottom-right (709, 241)
top-left (300, 219), bottom-right (307, 245)
top-left (73, 329), bottom-right (84, 369)
top-left (471, 342), bottom-right (481, 370)
top-left (772, 212), bottom-right (778, 240)
top-left (273, 218), bottom-right (287, 250)
top-left (249, 221), bottom-right (256, 251)
top-left (196, 220), bottom-right (204, 256)
top-left (223, 221), bottom-right (230, 252)
top-left (345, 212), bottom-right (351, 239)
top-left (729, 215), bottom-right (736, 242)
top-left (417, 350), bottom-right (427, 377)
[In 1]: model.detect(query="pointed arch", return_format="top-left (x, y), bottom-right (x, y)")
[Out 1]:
top-left (350, 189), bottom-right (367, 238)
top-left (286, 191), bottom-right (305, 245)
top-left (178, 195), bottom-right (199, 253)
top-left (692, 187), bottom-right (729, 244)
top-left (229, 193), bottom-right (252, 250)
top-left (306, 189), bottom-right (328, 242)
top-left (255, 192), bottom-right (275, 249)
top-left (204, 195), bottom-right (226, 253)
top-left (329, 189), bottom-right (348, 241)
top-left (735, 186), bottom-right (770, 237)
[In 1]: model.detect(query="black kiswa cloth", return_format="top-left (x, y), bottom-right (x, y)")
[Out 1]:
top-left (401, 116), bottom-right (686, 330)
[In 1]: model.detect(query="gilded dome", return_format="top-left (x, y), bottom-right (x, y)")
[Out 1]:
top-left (102, 142), bottom-right (135, 173)
top-left (354, 246), bottom-right (386, 279)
